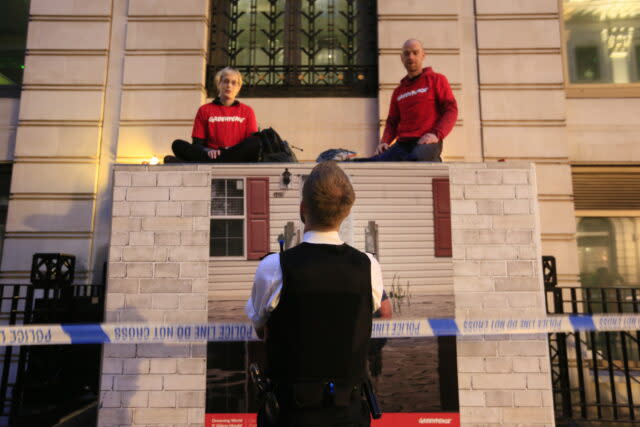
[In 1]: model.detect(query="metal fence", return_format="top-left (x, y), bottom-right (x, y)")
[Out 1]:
top-left (545, 256), bottom-right (640, 425)
top-left (0, 284), bottom-right (104, 426)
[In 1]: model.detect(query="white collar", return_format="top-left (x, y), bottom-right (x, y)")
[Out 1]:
top-left (302, 230), bottom-right (343, 245)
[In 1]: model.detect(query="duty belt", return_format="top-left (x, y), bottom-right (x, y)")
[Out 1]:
top-left (274, 380), bottom-right (362, 409)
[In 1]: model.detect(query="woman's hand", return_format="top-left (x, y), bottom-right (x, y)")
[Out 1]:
top-left (207, 149), bottom-right (222, 160)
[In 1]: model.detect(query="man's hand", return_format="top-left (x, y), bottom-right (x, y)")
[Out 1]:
top-left (207, 149), bottom-right (222, 160)
top-left (379, 299), bottom-right (392, 319)
top-left (375, 142), bottom-right (390, 155)
top-left (417, 133), bottom-right (439, 144)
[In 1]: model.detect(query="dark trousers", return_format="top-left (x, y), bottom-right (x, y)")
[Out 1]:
top-left (365, 139), bottom-right (443, 162)
top-left (171, 135), bottom-right (262, 162)
top-left (259, 398), bottom-right (371, 427)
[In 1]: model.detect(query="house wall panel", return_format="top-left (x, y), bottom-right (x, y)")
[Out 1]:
top-left (125, 21), bottom-right (207, 51)
top-left (10, 163), bottom-right (97, 194)
top-left (15, 126), bottom-right (101, 158)
top-left (378, 21), bottom-right (460, 50)
top-left (6, 199), bottom-right (94, 232)
top-left (23, 55), bottom-right (108, 86)
top-left (30, 0), bottom-right (112, 15)
top-left (27, 21), bottom-right (110, 50)
top-left (19, 90), bottom-right (104, 122)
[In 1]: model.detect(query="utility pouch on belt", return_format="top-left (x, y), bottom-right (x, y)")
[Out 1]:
top-left (250, 363), bottom-right (279, 426)
top-left (288, 381), bottom-right (356, 408)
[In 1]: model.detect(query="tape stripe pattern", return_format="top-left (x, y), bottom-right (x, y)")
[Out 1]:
top-left (569, 315), bottom-right (596, 331)
top-left (428, 319), bottom-right (459, 336)
top-left (1, 314), bottom-right (640, 346)
top-left (62, 324), bottom-right (111, 344)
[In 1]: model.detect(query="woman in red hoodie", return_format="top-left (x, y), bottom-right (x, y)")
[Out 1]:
top-left (165, 67), bottom-right (260, 163)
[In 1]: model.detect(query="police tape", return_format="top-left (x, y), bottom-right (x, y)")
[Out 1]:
top-left (1, 314), bottom-right (639, 346)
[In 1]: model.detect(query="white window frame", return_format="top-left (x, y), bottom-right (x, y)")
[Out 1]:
top-left (210, 177), bottom-right (247, 259)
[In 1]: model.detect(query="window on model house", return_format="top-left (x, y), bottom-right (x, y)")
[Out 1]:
top-left (207, 0), bottom-right (378, 97)
top-left (210, 177), bottom-right (270, 259)
top-left (563, 0), bottom-right (640, 84)
top-left (211, 179), bottom-right (245, 257)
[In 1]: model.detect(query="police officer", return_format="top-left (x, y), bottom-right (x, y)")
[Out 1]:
top-left (246, 161), bottom-right (384, 426)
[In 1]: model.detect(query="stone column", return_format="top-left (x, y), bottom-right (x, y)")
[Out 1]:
top-left (98, 165), bottom-right (210, 427)
top-left (2, 0), bottom-right (112, 282)
top-left (474, 0), bottom-right (579, 289)
top-left (450, 163), bottom-right (554, 426)
top-left (116, 0), bottom-right (209, 163)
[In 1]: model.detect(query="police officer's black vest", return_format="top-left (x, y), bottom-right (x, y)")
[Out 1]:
top-left (266, 242), bottom-right (372, 385)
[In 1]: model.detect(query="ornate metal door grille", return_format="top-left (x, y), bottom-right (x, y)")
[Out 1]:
top-left (208, 0), bottom-right (378, 97)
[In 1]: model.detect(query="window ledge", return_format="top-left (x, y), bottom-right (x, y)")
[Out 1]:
top-left (566, 84), bottom-right (640, 98)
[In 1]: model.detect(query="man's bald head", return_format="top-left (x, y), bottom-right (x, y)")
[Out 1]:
top-left (403, 39), bottom-right (424, 50)
top-left (401, 38), bottom-right (426, 77)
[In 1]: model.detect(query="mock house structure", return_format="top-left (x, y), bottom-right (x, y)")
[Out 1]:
top-left (2, 0), bottom-right (640, 426)
top-left (99, 162), bottom-right (552, 426)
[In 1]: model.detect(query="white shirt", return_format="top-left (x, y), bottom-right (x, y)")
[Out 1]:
top-left (245, 230), bottom-right (384, 329)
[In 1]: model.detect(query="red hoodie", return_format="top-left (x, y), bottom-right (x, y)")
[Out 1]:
top-left (191, 99), bottom-right (258, 149)
top-left (382, 67), bottom-right (458, 144)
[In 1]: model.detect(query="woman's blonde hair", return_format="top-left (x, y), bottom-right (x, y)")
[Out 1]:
top-left (214, 67), bottom-right (243, 87)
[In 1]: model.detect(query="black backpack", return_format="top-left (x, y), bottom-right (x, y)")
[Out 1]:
top-left (255, 128), bottom-right (298, 162)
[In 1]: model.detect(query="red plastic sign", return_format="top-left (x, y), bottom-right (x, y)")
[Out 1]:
top-left (206, 413), bottom-right (459, 427)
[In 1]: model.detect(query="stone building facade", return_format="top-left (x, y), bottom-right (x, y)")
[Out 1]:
top-left (4, 0), bottom-right (636, 292)
top-left (0, 0), bottom-right (639, 426)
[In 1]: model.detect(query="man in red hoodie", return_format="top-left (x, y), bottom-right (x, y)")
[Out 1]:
top-left (369, 39), bottom-right (458, 162)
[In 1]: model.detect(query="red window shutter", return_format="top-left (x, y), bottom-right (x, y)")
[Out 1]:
top-left (246, 177), bottom-right (270, 260)
top-left (432, 177), bottom-right (452, 257)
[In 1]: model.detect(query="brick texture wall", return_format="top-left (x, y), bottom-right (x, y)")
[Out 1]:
top-left (450, 163), bottom-right (554, 427)
top-left (98, 163), bottom-right (555, 426)
top-left (98, 165), bottom-right (210, 427)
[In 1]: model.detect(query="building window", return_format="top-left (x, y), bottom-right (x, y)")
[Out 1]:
top-left (0, 0), bottom-right (30, 97)
top-left (211, 179), bottom-right (245, 257)
top-left (207, 0), bottom-right (378, 97)
top-left (210, 177), bottom-right (270, 259)
top-left (577, 217), bottom-right (640, 287)
top-left (563, 0), bottom-right (640, 84)
top-left (574, 46), bottom-right (601, 82)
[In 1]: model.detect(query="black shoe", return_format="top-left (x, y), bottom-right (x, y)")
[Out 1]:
top-left (164, 155), bottom-right (181, 164)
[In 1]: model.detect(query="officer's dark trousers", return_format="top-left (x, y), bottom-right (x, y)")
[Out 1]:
top-left (259, 398), bottom-right (371, 427)
top-left (170, 136), bottom-right (261, 162)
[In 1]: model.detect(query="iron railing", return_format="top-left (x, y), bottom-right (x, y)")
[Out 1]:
top-left (0, 284), bottom-right (104, 427)
top-left (545, 256), bottom-right (640, 425)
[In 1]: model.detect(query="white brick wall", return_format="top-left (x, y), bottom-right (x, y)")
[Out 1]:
top-left (98, 165), bottom-right (209, 427)
top-left (99, 162), bottom-right (554, 426)
top-left (451, 163), bottom-right (554, 427)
